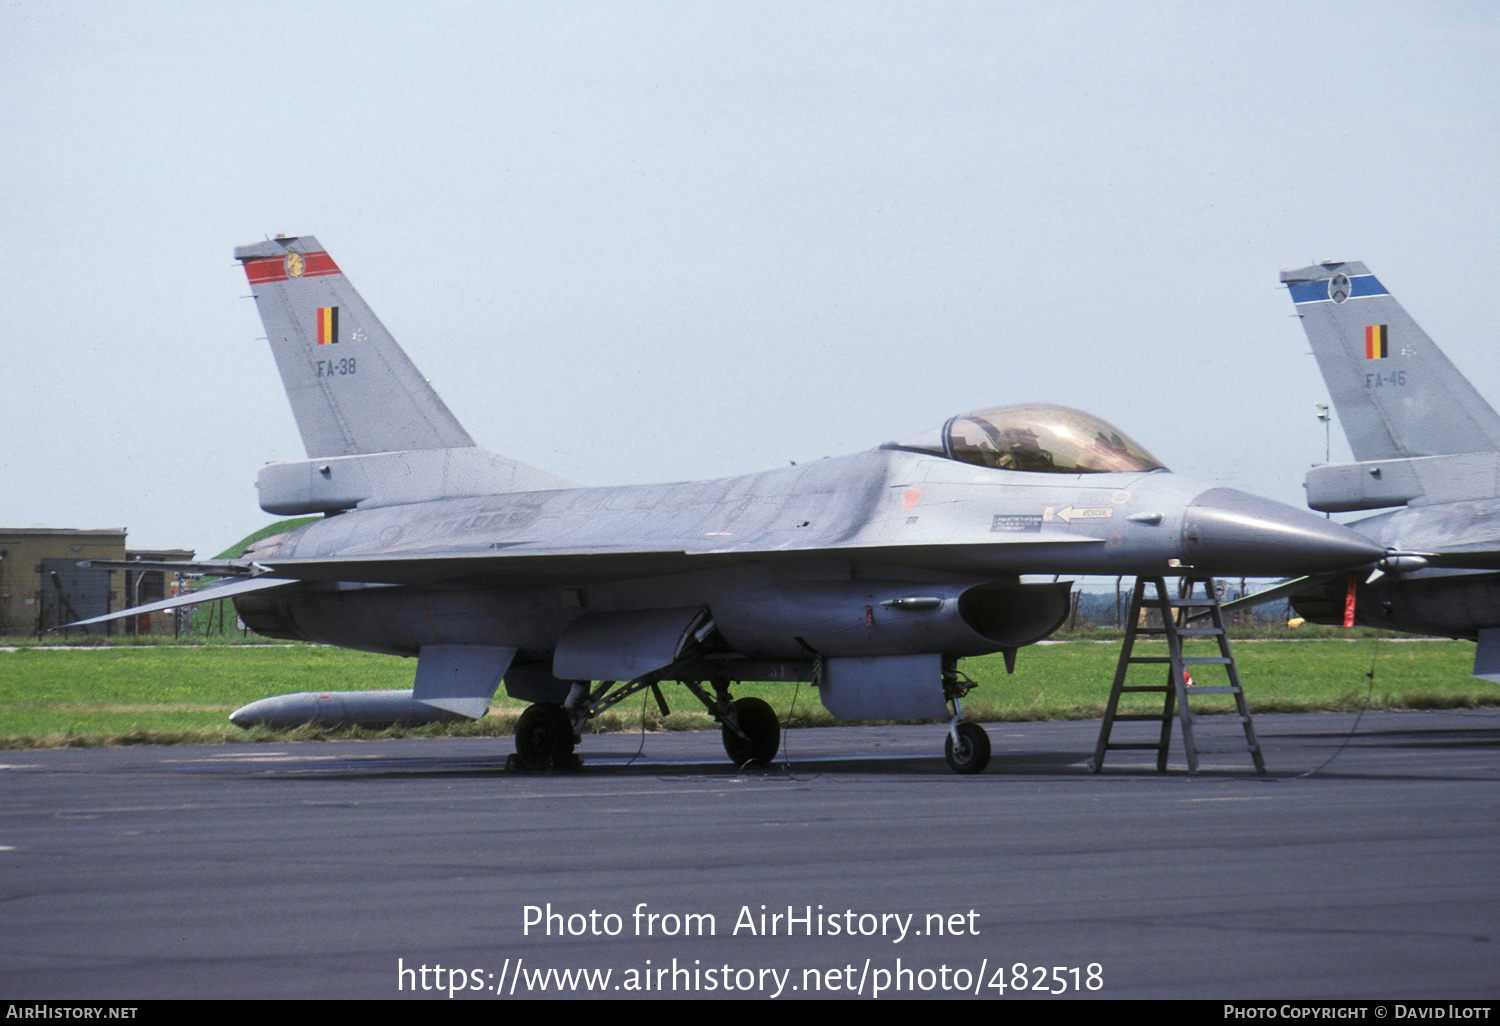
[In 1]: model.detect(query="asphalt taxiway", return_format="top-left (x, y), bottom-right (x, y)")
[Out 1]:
top-left (0, 710), bottom-right (1495, 1000)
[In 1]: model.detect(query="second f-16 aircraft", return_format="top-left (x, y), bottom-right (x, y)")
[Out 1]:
top-left (1229, 260), bottom-right (1500, 682)
top-left (79, 236), bottom-right (1386, 772)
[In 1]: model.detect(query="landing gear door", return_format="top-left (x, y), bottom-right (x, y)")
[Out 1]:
top-left (553, 606), bottom-right (710, 682)
top-left (413, 645), bottom-right (517, 719)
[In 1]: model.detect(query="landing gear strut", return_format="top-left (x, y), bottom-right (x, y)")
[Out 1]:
top-left (683, 677), bottom-right (781, 766)
top-left (511, 677), bottom-right (782, 770)
top-left (507, 613), bottom-right (787, 770)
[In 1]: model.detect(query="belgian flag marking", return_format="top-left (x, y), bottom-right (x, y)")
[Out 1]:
top-left (1365, 324), bottom-right (1388, 360)
top-left (316, 306), bottom-right (339, 345)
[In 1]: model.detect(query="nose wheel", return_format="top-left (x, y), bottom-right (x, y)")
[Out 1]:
top-left (944, 722), bottom-right (991, 774)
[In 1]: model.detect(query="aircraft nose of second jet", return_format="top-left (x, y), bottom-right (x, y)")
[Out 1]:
top-left (1181, 487), bottom-right (1385, 576)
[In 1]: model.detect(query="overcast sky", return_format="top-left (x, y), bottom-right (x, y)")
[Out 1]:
top-left (4, 2), bottom-right (1498, 555)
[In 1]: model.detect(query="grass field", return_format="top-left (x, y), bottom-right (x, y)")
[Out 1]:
top-left (0, 636), bottom-right (1492, 748)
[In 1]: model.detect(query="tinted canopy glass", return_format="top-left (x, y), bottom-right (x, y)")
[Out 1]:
top-left (894, 404), bottom-right (1166, 474)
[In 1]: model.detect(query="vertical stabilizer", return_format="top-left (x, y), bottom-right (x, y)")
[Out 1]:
top-left (1281, 261), bottom-right (1500, 460)
top-left (236, 236), bottom-right (476, 458)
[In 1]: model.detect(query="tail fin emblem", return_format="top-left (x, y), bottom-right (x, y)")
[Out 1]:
top-left (1329, 273), bottom-right (1350, 303)
top-left (285, 251), bottom-right (305, 277)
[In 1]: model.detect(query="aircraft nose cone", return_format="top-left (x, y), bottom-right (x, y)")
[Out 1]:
top-left (1182, 488), bottom-right (1385, 576)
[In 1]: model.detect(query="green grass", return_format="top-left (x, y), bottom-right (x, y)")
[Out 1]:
top-left (963, 637), bottom-right (1490, 720)
top-left (0, 645), bottom-right (408, 744)
top-left (0, 636), bottom-right (1492, 748)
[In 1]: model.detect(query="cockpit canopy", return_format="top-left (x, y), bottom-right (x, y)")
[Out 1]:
top-left (887, 404), bottom-right (1166, 474)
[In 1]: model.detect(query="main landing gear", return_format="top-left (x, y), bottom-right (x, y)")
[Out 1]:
top-left (510, 674), bottom-right (781, 771)
top-left (718, 695), bottom-right (781, 766)
top-left (511, 702), bottom-right (578, 771)
top-left (510, 654), bottom-right (985, 774)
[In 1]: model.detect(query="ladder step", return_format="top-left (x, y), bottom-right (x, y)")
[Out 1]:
top-left (1183, 686), bottom-right (1239, 695)
top-left (1125, 656), bottom-right (1233, 666)
top-left (1129, 628), bottom-right (1224, 637)
top-left (1112, 713), bottom-right (1173, 721)
top-left (1132, 627), bottom-right (1225, 635)
top-left (1103, 742), bottom-right (1168, 751)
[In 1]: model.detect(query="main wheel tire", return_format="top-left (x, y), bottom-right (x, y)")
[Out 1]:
top-left (722, 696), bottom-right (780, 765)
top-left (944, 722), bottom-right (991, 774)
top-left (515, 703), bottom-right (575, 769)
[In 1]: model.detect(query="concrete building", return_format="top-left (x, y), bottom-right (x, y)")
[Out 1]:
top-left (0, 529), bottom-right (194, 637)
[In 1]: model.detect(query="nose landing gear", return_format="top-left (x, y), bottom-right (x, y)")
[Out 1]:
top-left (943, 666), bottom-right (991, 774)
top-left (944, 721), bottom-right (991, 774)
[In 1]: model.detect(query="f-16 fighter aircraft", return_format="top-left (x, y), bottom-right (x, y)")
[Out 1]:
top-left (1234, 261), bottom-right (1500, 682)
top-left (76, 237), bottom-right (1385, 772)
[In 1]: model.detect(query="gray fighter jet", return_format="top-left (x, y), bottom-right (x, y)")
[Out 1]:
top-left (76, 237), bottom-right (1385, 772)
top-left (1233, 261), bottom-right (1500, 681)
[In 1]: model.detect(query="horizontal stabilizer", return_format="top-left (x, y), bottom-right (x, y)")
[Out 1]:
top-left (80, 558), bottom-right (259, 577)
top-left (64, 576), bottom-right (298, 628)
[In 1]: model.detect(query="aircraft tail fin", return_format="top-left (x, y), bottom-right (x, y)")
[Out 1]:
top-left (1281, 261), bottom-right (1500, 461)
top-left (235, 236), bottom-right (476, 459)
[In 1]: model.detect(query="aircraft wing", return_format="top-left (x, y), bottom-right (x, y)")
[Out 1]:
top-left (1219, 544), bottom-right (1500, 620)
top-left (65, 535), bottom-right (1103, 629)
top-left (1410, 549), bottom-right (1500, 571)
top-left (1220, 575), bottom-right (1327, 613)
top-left (246, 534), bottom-right (1106, 587)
